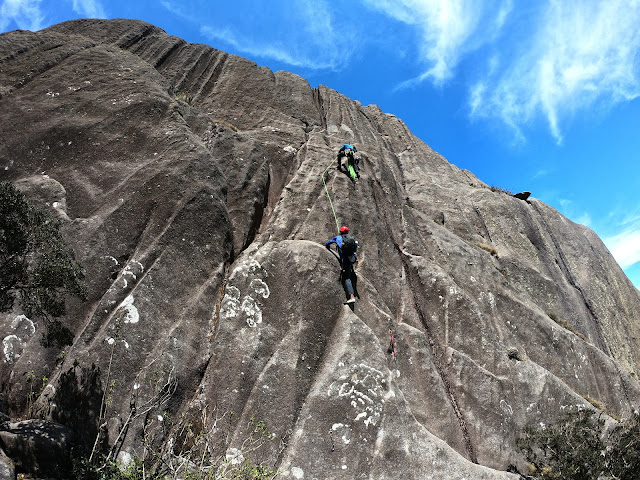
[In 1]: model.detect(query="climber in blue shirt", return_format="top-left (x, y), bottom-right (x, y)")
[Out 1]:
top-left (325, 225), bottom-right (359, 304)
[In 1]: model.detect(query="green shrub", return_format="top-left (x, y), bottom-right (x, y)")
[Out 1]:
top-left (0, 181), bottom-right (87, 348)
top-left (517, 410), bottom-right (640, 480)
top-left (490, 186), bottom-right (513, 195)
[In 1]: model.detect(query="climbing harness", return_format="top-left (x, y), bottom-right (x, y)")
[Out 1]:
top-left (320, 156), bottom-right (341, 232)
top-left (388, 329), bottom-right (397, 361)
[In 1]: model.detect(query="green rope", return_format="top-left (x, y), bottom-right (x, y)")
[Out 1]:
top-left (321, 156), bottom-right (340, 232)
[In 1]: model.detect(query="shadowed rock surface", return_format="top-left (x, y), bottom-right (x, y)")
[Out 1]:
top-left (1, 18), bottom-right (640, 479)
top-left (0, 419), bottom-right (74, 477)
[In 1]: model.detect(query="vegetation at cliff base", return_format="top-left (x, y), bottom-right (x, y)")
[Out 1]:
top-left (517, 409), bottom-right (640, 480)
top-left (0, 181), bottom-right (87, 347)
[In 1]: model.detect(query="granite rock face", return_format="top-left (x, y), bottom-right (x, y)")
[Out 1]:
top-left (0, 419), bottom-right (74, 477)
top-left (1, 19), bottom-right (640, 479)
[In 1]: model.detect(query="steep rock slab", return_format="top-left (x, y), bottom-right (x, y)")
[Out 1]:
top-left (0, 24), bottom-right (233, 450)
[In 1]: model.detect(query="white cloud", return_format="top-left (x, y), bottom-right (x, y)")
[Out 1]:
top-left (70, 0), bottom-right (106, 18)
top-left (166, 0), bottom-right (354, 71)
top-left (200, 25), bottom-right (334, 69)
top-left (470, 0), bottom-right (640, 143)
top-left (604, 220), bottom-right (640, 269)
top-left (364, 0), bottom-right (513, 84)
top-left (555, 197), bottom-right (593, 228)
top-left (0, 0), bottom-right (45, 31)
top-left (603, 207), bottom-right (640, 270)
top-left (574, 212), bottom-right (592, 228)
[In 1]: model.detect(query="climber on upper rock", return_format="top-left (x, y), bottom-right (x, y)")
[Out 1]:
top-left (336, 143), bottom-right (360, 182)
top-left (325, 225), bottom-right (359, 304)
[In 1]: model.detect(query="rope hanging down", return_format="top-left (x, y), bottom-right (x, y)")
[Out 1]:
top-left (320, 156), bottom-right (340, 233)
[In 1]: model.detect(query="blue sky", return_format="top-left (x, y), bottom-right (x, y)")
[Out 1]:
top-left (2, 0), bottom-right (640, 288)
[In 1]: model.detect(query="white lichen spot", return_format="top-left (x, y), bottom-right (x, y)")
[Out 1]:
top-left (123, 341), bottom-right (130, 349)
top-left (241, 296), bottom-right (262, 327)
top-left (500, 399), bottom-right (513, 416)
top-left (133, 383), bottom-right (140, 390)
top-left (479, 291), bottom-right (496, 309)
top-left (12, 314), bottom-right (35, 334)
top-left (3, 335), bottom-right (23, 363)
top-left (250, 278), bottom-right (270, 298)
top-left (116, 450), bottom-right (133, 467)
top-left (105, 256), bottom-right (119, 266)
top-left (247, 259), bottom-right (264, 276)
top-left (225, 448), bottom-right (245, 465)
top-left (42, 383), bottom-right (56, 396)
top-left (107, 337), bottom-right (115, 345)
top-left (123, 269), bottom-right (136, 281)
top-left (157, 415), bottom-right (164, 422)
top-left (328, 364), bottom-right (385, 427)
top-left (118, 295), bottom-right (140, 324)
top-left (283, 145), bottom-right (297, 154)
top-left (291, 466), bottom-right (304, 479)
top-left (220, 286), bottom-right (241, 320)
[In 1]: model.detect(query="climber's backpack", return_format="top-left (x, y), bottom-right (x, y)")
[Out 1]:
top-left (341, 234), bottom-right (356, 257)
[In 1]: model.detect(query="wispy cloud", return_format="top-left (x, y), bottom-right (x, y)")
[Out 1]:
top-left (364, 0), bottom-right (513, 85)
top-left (70, 0), bottom-right (105, 18)
top-left (602, 207), bottom-right (640, 270)
top-left (0, 0), bottom-right (45, 31)
top-left (0, 0), bottom-right (106, 32)
top-left (604, 219), bottom-right (640, 269)
top-left (164, 0), bottom-right (354, 71)
top-left (531, 168), bottom-right (551, 180)
top-left (557, 198), bottom-right (593, 228)
top-left (469, 0), bottom-right (640, 143)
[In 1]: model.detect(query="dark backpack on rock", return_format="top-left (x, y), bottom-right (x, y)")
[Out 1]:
top-left (341, 234), bottom-right (356, 257)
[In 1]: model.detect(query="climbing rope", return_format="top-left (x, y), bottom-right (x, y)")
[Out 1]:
top-left (320, 156), bottom-right (340, 232)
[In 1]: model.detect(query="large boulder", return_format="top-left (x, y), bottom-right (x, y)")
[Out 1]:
top-left (0, 420), bottom-right (74, 478)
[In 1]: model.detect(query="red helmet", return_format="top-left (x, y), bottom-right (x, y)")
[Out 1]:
top-left (339, 226), bottom-right (349, 233)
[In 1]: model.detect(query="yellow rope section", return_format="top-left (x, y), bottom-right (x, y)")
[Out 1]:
top-left (321, 156), bottom-right (340, 233)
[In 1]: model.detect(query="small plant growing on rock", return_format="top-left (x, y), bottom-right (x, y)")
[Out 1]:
top-left (507, 347), bottom-right (524, 361)
top-left (584, 395), bottom-right (605, 411)
top-left (489, 185), bottom-right (514, 195)
top-left (546, 312), bottom-right (587, 341)
top-left (474, 242), bottom-right (498, 256)
top-left (138, 409), bottom-right (279, 479)
top-left (213, 118), bottom-right (239, 132)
